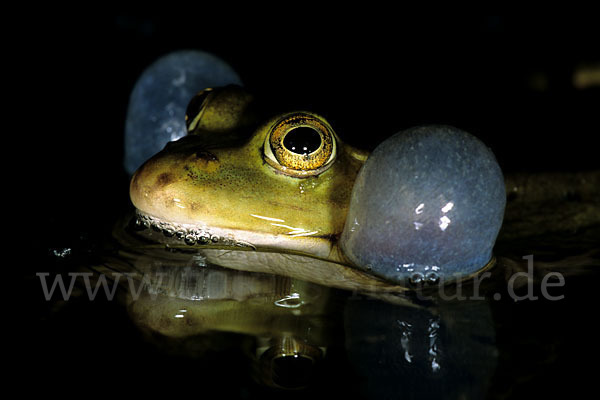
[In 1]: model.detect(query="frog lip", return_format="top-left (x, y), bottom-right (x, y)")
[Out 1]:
top-left (133, 210), bottom-right (256, 248)
top-left (132, 209), bottom-right (335, 259)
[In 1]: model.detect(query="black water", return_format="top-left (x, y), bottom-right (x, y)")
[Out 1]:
top-left (20, 16), bottom-right (600, 400)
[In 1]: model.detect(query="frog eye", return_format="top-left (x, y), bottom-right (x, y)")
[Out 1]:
top-left (185, 88), bottom-right (214, 132)
top-left (264, 113), bottom-right (337, 177)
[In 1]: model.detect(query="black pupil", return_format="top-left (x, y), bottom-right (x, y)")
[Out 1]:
top-left (283, 127), bottom-right (322, 155)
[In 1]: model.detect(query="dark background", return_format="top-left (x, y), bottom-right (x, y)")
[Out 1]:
top-left (18, 15), bottom-right (600, 399)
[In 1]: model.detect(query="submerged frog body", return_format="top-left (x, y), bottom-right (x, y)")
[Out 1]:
top-left (129, 82), bottom-right (506, 291)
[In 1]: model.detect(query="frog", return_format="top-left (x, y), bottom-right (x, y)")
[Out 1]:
top-left (128, 82), bottom-right (508, 293)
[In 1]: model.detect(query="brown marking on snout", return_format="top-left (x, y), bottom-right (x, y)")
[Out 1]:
top-left (184, 151), bottom-right (220, 173)
top-left (155, 172), bottom-right (174, 188)
top-left (190, 202), bottom-right (208, 212)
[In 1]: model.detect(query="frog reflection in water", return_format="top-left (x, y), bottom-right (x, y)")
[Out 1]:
top-left (130, 84), bottom-right (507, 292)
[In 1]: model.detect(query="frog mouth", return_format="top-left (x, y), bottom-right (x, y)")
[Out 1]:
top-left (133, 210), bottom-right (257, 249)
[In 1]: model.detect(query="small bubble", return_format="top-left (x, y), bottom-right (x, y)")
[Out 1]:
top-left (425, 272), bottom-right (440, 284)
top-left (184, 235), bottom-right (196, 245)
top-left (198, 235), bottom-right (209, 244)
top-left (133, 218), bottom-right (148, 231)
top-left (409, 272), bottom-right (424, 285)
top-left (162, 228), bottom-right (175, 237)
top-left (151, 223), bottom-right (162, 232)
top-left (140, 218), bottom-right (151, 229)
top-left (493, 293), bottom-right (502, 300)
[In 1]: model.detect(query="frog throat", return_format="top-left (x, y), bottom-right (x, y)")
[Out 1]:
top-left (134, 210), bottom-right (256, 249)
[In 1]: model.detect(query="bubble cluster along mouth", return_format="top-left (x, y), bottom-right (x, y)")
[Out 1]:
top-left (133, 210), bottom-right (255, 249)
